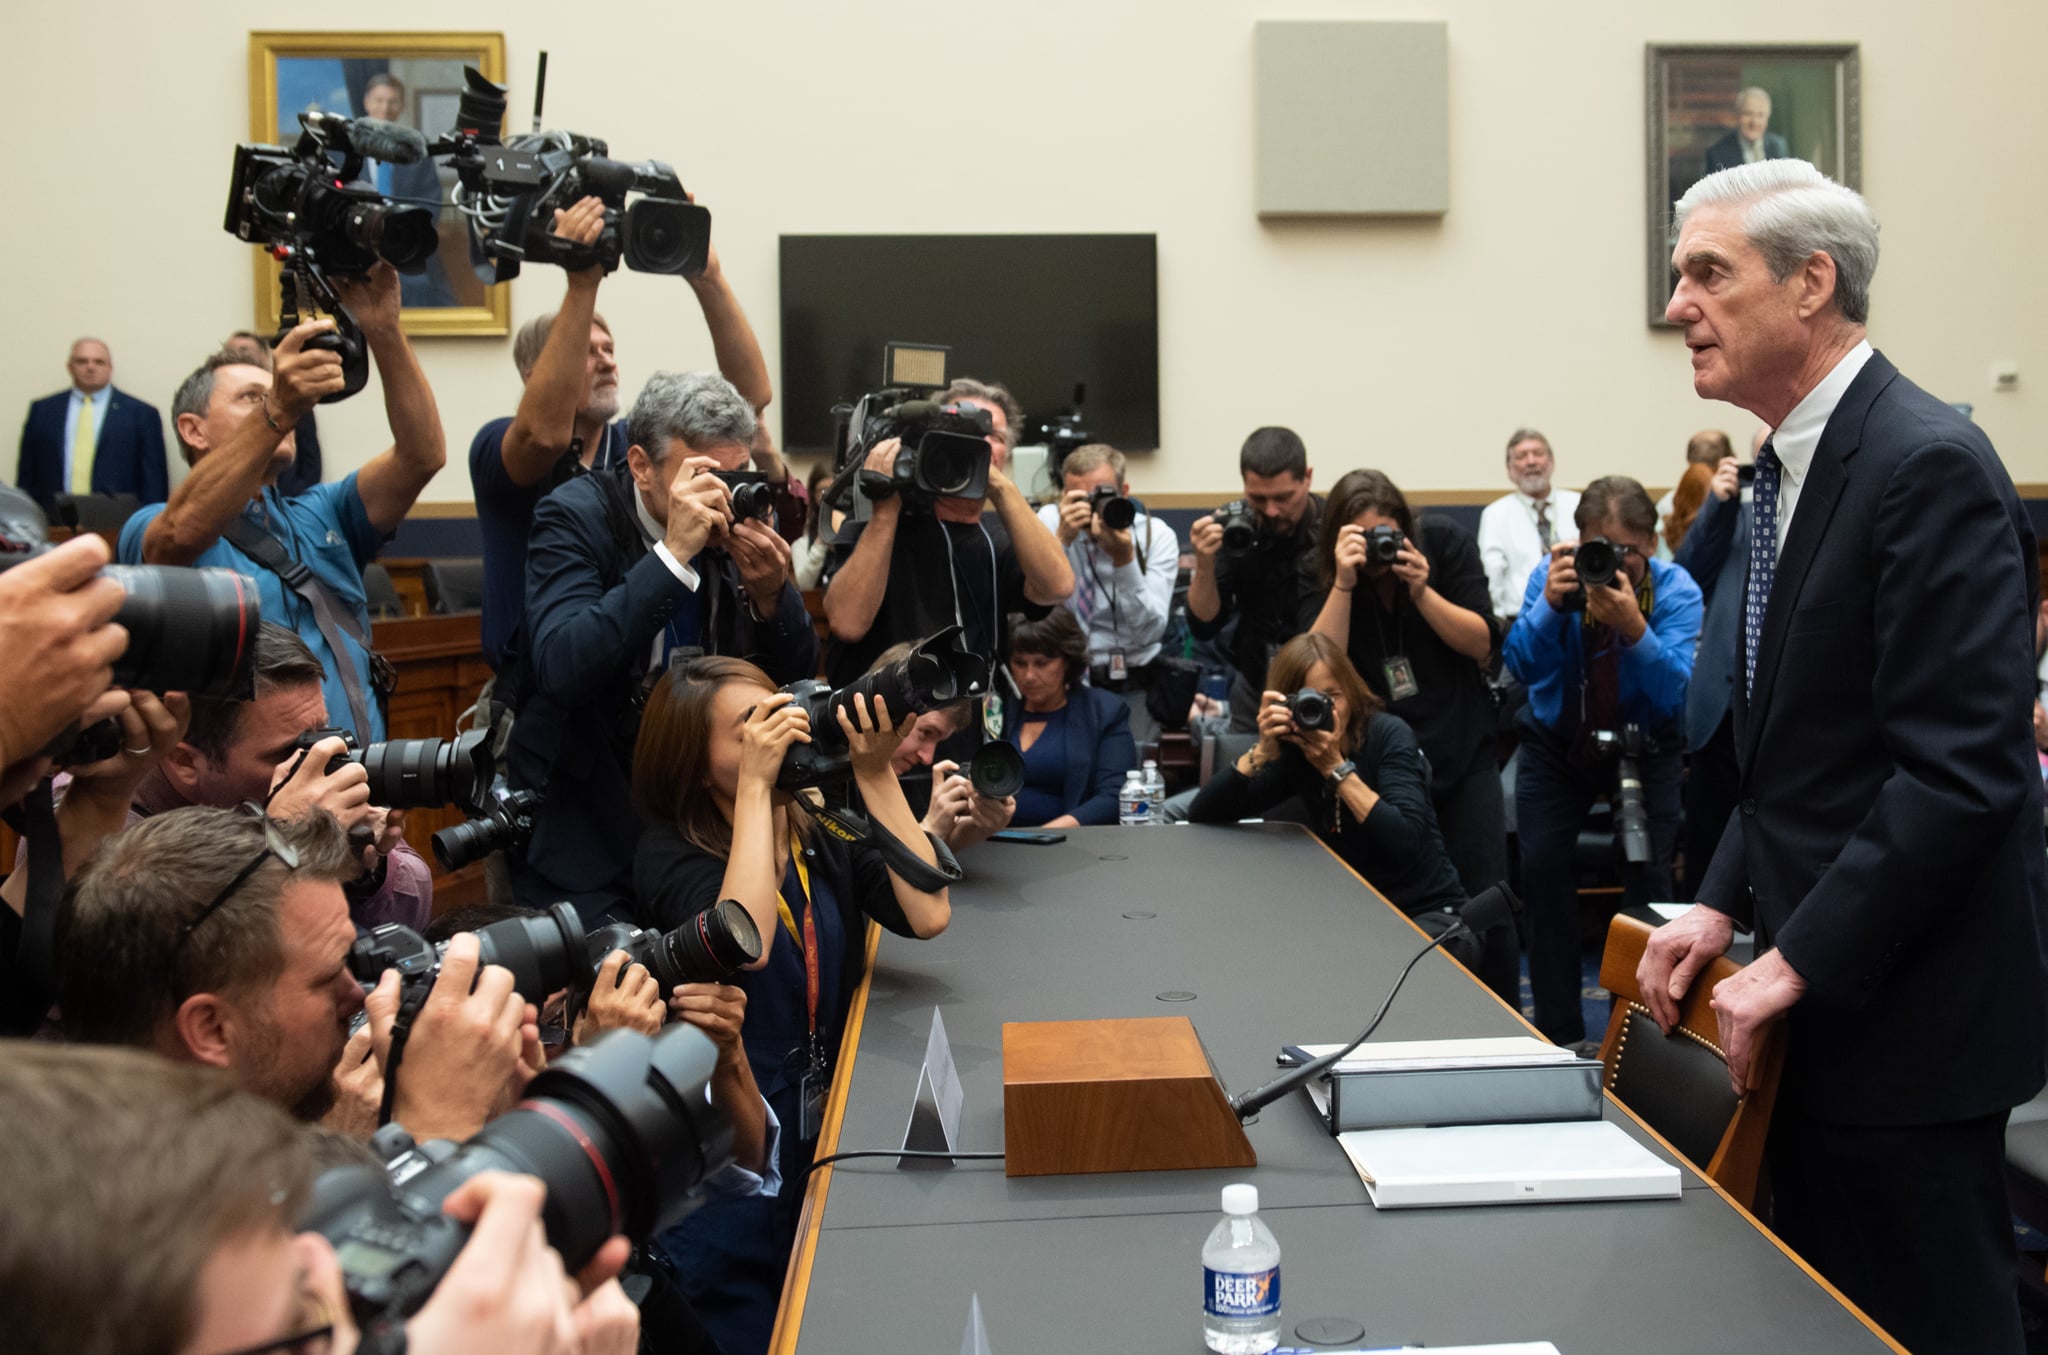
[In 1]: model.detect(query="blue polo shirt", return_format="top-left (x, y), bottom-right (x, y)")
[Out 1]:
top-left (120, 474), bottom-right (387, 741)
top-left (468, 417), bottom-right (631, 670)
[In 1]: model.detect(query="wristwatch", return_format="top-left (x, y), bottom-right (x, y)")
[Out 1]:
top-left (1326, 759), bottom-right (1356, 788)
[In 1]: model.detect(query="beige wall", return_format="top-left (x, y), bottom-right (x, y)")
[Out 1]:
top-left (5, 0), bottom-right (2043, 509)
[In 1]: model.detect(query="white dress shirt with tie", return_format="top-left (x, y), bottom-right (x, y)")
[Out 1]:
top-left (1753, 339), bottom-right (1874, 560)
top-left (1478, 487), bottom-right (1581, 621)
top-left (1035, 503), bottom-right (1181, 668)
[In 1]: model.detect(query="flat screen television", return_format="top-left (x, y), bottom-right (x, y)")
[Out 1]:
top-left (778, 233), bottom-right (1159, 457)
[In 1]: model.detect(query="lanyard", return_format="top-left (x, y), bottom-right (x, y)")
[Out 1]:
top-left (775, 832), bottom-right (821, 1038)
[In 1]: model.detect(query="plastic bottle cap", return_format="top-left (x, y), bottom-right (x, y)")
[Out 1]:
top-left (1221, 1183), bottom-right (1258, 1215)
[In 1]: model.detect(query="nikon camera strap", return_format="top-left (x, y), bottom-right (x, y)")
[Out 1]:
top-left (221, 516), bottom-right (396, 742)
top-left (792, 796), bottom-right (963, 894)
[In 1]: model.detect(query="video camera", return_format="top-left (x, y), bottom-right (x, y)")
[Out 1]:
top-left (1586, 723), bottom-right (1650, 864)
top-left (776, 625), bottom-right (990, 791)
top-left (822, 343), bottom-right (994, 520)
top-left (349, 898), bottom-right (761, 1015)
top-left (303, 1023), bottom-right (734, 1342)
top-left (291, 726), bottom-right (493, 814)
top-left (0, 486), bottom-right (261, 763)
top-left (433, 64), bottom-right (709, 284)
top-left (432, 782), bottom-right (541, 872)
top-left (1559, 536), bottom-right (1624, 613)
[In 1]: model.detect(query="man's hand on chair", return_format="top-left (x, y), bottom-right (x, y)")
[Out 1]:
top-left (1708, 949), bottom-right (1806, 1097)
top-left (1636, 904), bottom-right (1736, 1033)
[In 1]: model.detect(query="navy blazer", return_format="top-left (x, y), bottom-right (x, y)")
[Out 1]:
top-left (1702, 129), bottom-right (1789, 177)
top-left (1671, 490), bottom-right (1751, 752)
top-left (1012, 684), bottom-right (1136, 825)
top-left (16, 387), bottom-right (168, 507)
top-left (1697, 350), bottom-right (2048, 1125)
top-left (506, 468), bottom-right (818, 915)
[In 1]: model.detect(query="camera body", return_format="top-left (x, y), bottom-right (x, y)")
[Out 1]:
top-left (1559, 537), bottom-right (1625, 613)
top-left (291, 726), bottom-right (493, 814)
top-left (1585, 723), bottom-right (1650, 865)
top-left (1087, 485), bottom-right (1137, 532)
top-left (1213, 500), bottom-right (1256, 555)
top-left (432, 783), bottom-right (541, 872)
top-left (303, 1024), bottom-right (735, 1334)
top-left (776, 626), bottom-right (990, 790)
top-left (1286, 687), bottom-right (1335, 733)
top-left (715, 471), bottom-right (777, 524)
top-left (0, 486), bottom-right (260, 762)
top-left (1363, 525), bottom-right (1405, 566)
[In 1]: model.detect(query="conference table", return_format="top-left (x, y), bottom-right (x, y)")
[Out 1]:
top-left (770, 824), bottom-right (1899, 1353)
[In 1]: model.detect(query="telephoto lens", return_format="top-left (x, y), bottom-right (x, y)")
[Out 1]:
top-left (968, 740), bottom-right (1026, 799)
top-left (346, 903), bottom-right (593, 1006)
top-left (777, 626), bottom-right (990, 790)
top-left (1363, 525), bottom-right (1405, 565)
top-left (584, 899), bottom-right (764, 991)
top-left (302, 1023), bottom-right (736, 1326)
top-left (358, 729), bottom-right (493, 814)
top-left (1286, 687), bottom-right (1334, 733)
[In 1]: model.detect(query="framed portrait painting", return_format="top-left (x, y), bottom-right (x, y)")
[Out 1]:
top-left (248, 31), bottom-right (509, 337)
top-left (1644, 43), bottom-right (1860, 326)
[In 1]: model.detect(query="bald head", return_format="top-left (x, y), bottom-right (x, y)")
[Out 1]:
top-left (68, 339), bottom-right (111, 394)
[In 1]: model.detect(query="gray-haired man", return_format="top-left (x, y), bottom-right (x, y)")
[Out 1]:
top-left (503, 370), bottom-right (815, 920)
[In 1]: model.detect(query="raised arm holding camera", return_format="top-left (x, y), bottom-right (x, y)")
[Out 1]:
top-left (629, 654), bottom-right (951, 1355)
top-left (504, 372), bottom-right (814, 921)
top-left (1503, 475), bottom-right (1701, 1046)
top-left (1307, 469), bottom-right (1506, 896)
top-left (125, 261), bottom-right (447, 744)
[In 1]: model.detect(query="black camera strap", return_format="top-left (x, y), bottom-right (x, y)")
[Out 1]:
top-left (1, 780), bottom-right (63, 1036)
top-left (791, 795), bottom-right (963, 894)
top-left (221, 516), bottom-right (396, 741)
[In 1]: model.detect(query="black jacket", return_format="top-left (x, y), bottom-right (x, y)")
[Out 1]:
top-left (1698, 350), bottom-right (2048, 1125)
top-left (507, 467), bottom-right (816, 913)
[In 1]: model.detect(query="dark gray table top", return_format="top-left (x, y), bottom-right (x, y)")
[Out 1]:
top-left (783, 824), bottom-right (1886, 1352)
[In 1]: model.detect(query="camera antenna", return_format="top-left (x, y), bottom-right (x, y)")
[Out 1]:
top-left (530, 51), bottom-right (549, 133)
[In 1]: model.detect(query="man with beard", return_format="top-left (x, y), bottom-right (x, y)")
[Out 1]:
top-left (53, 806), bottom-right (529, 1142)
top-left (1478, 427), bottom-right (1582, 623)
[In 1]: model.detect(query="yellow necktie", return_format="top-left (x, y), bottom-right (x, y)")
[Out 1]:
top-left (70, 395), bottom-right (96, 495)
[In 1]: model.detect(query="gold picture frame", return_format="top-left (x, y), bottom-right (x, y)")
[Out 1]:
top-left (247, 30), bottom-right (509, 337)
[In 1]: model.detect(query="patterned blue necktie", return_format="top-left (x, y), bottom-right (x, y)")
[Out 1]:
top-left (1743, 440), bottom-right (1782, 699)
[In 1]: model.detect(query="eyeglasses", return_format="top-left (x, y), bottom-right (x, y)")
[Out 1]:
top-left (171, 803), bottom-right (301, 972)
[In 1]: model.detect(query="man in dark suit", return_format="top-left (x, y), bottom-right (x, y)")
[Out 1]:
top-left (1702, 87), bottom-right (1790, 176)
top-left (1643, 159), bottom-right (2047, 1355)
top-left (16, 339), bottom-right (168, 508)
top-left (507, 370), bottom-right (815, 921)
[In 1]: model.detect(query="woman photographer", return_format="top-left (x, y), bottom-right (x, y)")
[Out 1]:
top-left (1001, 607), bottom-right (1137, 827)
top-left (1189, 632), bottom-right (1466, 920)
top-left (630, 655), bottom-right (951, 1355)
top-left (1306, 469), bottom-right (1506, 895)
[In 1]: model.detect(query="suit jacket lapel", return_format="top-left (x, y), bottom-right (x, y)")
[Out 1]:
top-left (1739, 351), bottom-right (1896, 769)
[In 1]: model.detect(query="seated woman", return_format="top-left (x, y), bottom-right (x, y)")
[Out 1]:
top-left (1002, 608), bottom-right (1137, 827)
top-left (1189, 632), bottom-right (1466, 920)
top-left (630, 655), bottom-right (952, 1355)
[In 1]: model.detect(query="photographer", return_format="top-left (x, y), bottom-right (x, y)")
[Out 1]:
top-left (124, 262), bottom-right (447, 743)
top-left (1307, 470), bottom-right (1505, 896)
top-left (1503, 475), bottom-right (1701, 1045)
top-left (56, 806), bottom-right (531, 1143)
top-left (221, 329), bottom-right (322, 495)
top-left (822, 377), bottom-right (1073, 693)
top-left (862, 643), bottom-right (1017, 848)
top-left (1037, 444), bottom-right (1182, 744)
top-left (506, 372), bottom-right (815, 921)
top-left (469, 197), bottom-right (784, 675)
top-left (0, 532), bottom-right (129, 804)
top-left (133, 621), bottom-right (430, 930)
top-left (0, 1043), bottom-right (637, 1355)
top-left (630, 656), bottom-right (950, 1354)
top-left (1189, 633), bottom-right (1467, 922)
top-left (1186, 426), bottom-right (1323, 732)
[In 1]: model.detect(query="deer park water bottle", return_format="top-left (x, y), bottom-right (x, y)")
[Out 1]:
top-left (1118, 770), bottom-right (1151, 826)
top-left (1202, 1183), bottom-right (1281, 1353)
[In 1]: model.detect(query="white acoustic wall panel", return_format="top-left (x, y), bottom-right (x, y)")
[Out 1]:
top-left (1255, 20), bottom-right (1450, 216)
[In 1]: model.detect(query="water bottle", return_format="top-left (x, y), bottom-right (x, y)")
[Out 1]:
top-left (1202, 1183), bottom-right (1281, 1353)
top-left (1117, 770), bottom-right (1151, 826)
top-left (1142, 759), bottom-right (1166, 823)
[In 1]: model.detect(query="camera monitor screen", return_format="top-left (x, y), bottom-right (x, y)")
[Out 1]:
top-left (778, 233), bottom-right (1160, 457)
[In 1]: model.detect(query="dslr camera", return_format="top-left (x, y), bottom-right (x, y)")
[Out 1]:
top-left (822, 343), bottom-right (994, 520)
top-left (303, 1023), bottom-right (734, 1345)
top-left (0, 486), bottom-right (261, 762)
top-left (292, 726), bottom-right (493, 814)
top-left (348, 898), bottom-right (762, 1012)
top-left (1212, 500), bottom-right (1257, 555)
top-left (1286, 687), bottom-right (1335, 733)
top-left (1559, 537), bottom-right (1625, 613)
top-left (776, 626), bottom-right (989, 791)
top-left (1585, 723), bottom-right (1650, 864)
top-left (713, 470), bottom-right (777, 525)
top-left (1087, 486), bottom-right (1137, 532)
top-left (435, 66), bottom-right (709, 283)
top-left (1363, 525), bottom-right (1405, 566)
top-left (432, 783), bottom-right (541, 872)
